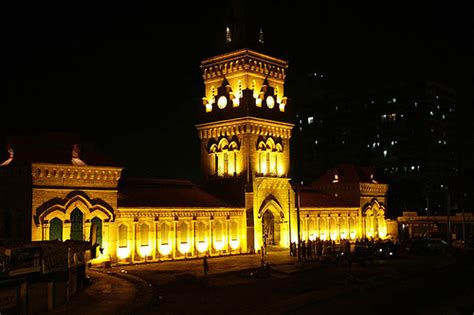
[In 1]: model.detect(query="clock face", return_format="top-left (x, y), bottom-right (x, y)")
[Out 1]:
top-left (266, 96), bottom-right (275, 109)
top-left (217, 96), bottom-right (227, 109)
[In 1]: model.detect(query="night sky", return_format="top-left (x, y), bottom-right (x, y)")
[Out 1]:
top-left (1, 1), bottom-right (471, 182)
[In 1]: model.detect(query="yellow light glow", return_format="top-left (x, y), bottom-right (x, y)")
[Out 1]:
top-left (256, 98), bottom-right (262, 107)
top-left (117, 246), bottom-right (130, 260)
top-left (139, 245), bottom-right (152, 257)
top-left (179, 242), bottom-right (191, 254)
top-left (159, 244), bottom-right (172, 256)
top-left (378, 227), bottom-right (387, 239)
top-left (320, 232), bottom-right (327, 240)
top-left (197, 241), bottom-right (209, 253)
top-left (277, 164), bottom-right (284, 176)
top-left (261, 161), bottom-right (267, 174)
top-left (230, 239), bottom-right (239, 250)
top-left (279, 103), bottom-right (285, 112)
top-left (309, 233), bottom-right (316, 241)
top-left (214, 240), bottom-right (225, 251)
top-left (340, 232), bottom-right (347, 239)
top-left (350, 232), bottom-right (356, 240)
top-left (205, 103), bottom-right (212, 112)
top-left (232, 97), bottom-right (240, 107)
top-left (330, 232), bottom-right (337, 240)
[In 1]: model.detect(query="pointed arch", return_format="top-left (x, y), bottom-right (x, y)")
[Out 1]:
top-left (228, 141), bottom-right (239, 151)
top-left (363, 198), bottom-right (386, 216)
top-left (36, 191), bottom-right (114, 226)
top-left (258, 194), bottom-right (285, 220)
top-left (70, 208), bottom-right (83, 241)
top-left (208, 141), bottom-right (218, 153)
top-left (265, 137), bottom-right (275, 151)
top-left (275, 143), bottom-right (283, 153)
top-left (49, 218), bottom-right (63, 241)
top-left (217, 138), bottom-right (229, 151)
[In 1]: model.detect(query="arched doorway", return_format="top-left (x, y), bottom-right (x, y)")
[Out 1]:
top-left (262, 210), bottom-right (275, 245)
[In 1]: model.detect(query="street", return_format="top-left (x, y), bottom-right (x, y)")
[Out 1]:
top-left (96, 250), bottom-right (474, 314)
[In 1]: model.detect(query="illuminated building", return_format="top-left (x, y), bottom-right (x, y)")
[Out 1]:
top-left (0, 32), bottom-right (391, 265)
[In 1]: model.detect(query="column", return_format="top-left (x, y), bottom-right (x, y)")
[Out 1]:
top-left (132, 220), bottom-right (138, 261)
top-left (337, 216), bottom-right (341, 241)
top-left (84, 221), bottom-right (91, 242)
top-left (226, 218), bottom-right (230, 254)
top-left (64, 222), bottom-right (71, 240)
top-left (316, 216), bottom-right (320, 238)
top-left (173, 220), bottom-right (178, 259)
top-left (153, 219), bottom-right (159, 260)
top-left (103, 223), bottom-right (109, 257)
top-left (192, 220), bottom-right (196, 257)
top-left (210, 218), bottom-right (214, 256)
top-left (42, 222), bottom-right (50, 241)
top-left (304, 218), bottom-right (308, 240)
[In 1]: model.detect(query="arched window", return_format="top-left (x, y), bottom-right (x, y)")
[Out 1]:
top-left (118, 224), bottom-right (128, 248)
top-left (91, 217), bottom-right (102, 248)
top-left (329, 217), bottom-right (336, 232)
top-left (272, 153), bottom-right (278, 174)
top-left (140, 223), bottom-right (149, 246)
top-left (179, 222), bottom-right (188, 243)
top-left (70, 209), bottom-right (83, 241)
top-left (160, 222), bottom-right (170, 245)
top-left (223, 152), bottom-right (229, 175)
top-left (308, 219), bottom-right (315, 240)
top-left (214, 221), bottom-right (223, 242)
top-left (230, 221), bottom-right (238, 241)
top-left (320, 217), bottom-right (328, 237)
top-left (197, 222), bottom-right (206, 243)
top-left (266, 152), bottom-right (270, 174)
top-left (49, 218), bottom-right (63, 241)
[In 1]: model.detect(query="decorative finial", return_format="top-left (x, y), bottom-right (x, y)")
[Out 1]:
top-left (0, 144), bottom-right (14, 167)
top-left (71, 144), bottom-right (87, 166)
top-left (258, 28), bottom-right (264, 44)
top-left (226, 27), bottom-right (232, 44)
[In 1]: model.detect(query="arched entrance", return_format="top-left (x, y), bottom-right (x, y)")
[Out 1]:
top-left (262, 210), bottom-right (275, 245)
top-left (257, 195), bottom-right (286, 250)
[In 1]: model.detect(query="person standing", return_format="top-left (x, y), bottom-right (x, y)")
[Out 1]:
top-left (203, 255), bottom-right (209, 275)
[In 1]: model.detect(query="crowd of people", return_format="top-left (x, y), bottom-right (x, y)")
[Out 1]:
top-left (289, 237), bottom-right (397, 261)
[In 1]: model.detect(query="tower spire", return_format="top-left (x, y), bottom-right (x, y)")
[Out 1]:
top-left (223, 0), bottom-right (264, 52)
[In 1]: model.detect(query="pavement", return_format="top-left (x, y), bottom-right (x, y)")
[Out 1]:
top-left (43, 250), bottom-right (313, 313)
top-left (40, 270), bottom-right (137, 315)
top-left (45, 250), bottom-right (464, 314)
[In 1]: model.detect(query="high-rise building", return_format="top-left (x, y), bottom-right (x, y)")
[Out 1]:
top-left (294, 80), bottom-right (459, 217)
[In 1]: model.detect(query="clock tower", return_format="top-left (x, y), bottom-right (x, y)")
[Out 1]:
top-left (196, 36), bottom-right (296, 253)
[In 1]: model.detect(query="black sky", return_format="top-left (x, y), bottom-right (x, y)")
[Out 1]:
top-left (1, 1), bottom-right (472, 181)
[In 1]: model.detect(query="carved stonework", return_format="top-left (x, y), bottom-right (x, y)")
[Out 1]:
top-left (196, 117), bottom-right (293, 140)
top-left (201, 49), bottom-right (287, 82)
top-left (117, 208), bottom-right (244, 220)
top-left (31, 163), bottom-right (123, 189)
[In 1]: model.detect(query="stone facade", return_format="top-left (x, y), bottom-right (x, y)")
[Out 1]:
top-left (0, 47), bottom-right (391, 266)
